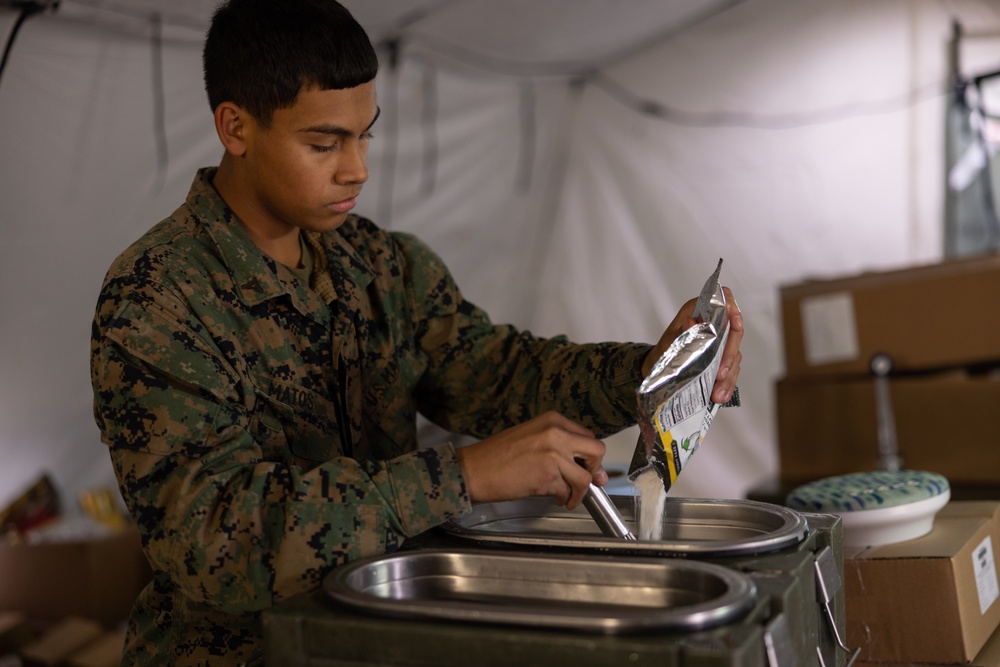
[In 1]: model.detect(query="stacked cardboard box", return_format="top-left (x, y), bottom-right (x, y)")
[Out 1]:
top-left (0, 484), bottom-right (147, 667)
top-left (845, 502), bottom-right (1000, 666)
top-left (776, 369), bottom-right (1000, 482)
top-left (0, 522), bottom-right (151, 627)
top-left (776, 253), bottom-right (1000, 486)
top-left (9, 616), bottom-right (124, 667)
top-left (853, 618), bottom-right (1000, 667)
top-left (0, 523), bottom-right (146, 666)
top-left (0, 612), bottom-right (33, 654)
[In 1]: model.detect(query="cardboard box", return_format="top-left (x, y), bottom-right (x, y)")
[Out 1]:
top-left (845, 501), bottom-right (1000, 663)
top-left (780, 253), bottom-right (1000, 379)
top-left (64, 630), bottom-right (125, 667)
top-left (852, 600), bottom-right (1000, 666)
top-left (776, 370), bottom-right (1000, 483)
top-left (0, 524), bottom-right (151, 628)
top-left (0, 611), bottom-right (34, 654)
top-left (940, 502), bottom-right (1000, 523)
top-left (19, 617), bottom-right (103, 667)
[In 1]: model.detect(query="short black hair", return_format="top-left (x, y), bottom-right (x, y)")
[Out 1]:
top-left (203, 0), bottom-right (379, 127)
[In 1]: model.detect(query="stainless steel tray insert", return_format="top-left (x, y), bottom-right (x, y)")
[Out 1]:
top-left (443, 495), bottom-right (808, 557)
top-left (323, 549), bottom-right (757, 634)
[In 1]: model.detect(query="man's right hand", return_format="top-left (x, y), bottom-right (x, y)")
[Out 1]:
top-left (453, 411), bottom-right (607, 510)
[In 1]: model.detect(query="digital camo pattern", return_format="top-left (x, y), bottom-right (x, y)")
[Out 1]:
top-left (90, 168), bottom-right (651, 666)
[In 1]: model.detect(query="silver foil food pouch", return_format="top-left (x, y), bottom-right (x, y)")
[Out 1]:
top-left (627, 258), bottom-right (738, 493)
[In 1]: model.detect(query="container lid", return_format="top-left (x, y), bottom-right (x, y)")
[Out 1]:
top-left (785, 470), bottom-right (949, 513)
top-left (785, 470), bottom-right (951, 547)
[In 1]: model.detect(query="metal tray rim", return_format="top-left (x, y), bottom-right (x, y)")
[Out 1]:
top-left (442, 495), bottom-right (809, 557)
top-left (323, 548), bottom-right (758, 635)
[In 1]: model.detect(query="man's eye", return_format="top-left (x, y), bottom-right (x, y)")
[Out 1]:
top-left (311, 144), bottom-right (336, 153)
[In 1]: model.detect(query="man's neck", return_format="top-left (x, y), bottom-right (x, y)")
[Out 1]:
top-left (212, 157), bottom-right (302, 267)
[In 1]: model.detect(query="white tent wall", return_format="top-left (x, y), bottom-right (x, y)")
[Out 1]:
top-left (0, 4), bottom-right (222, 508)
top-left (0, 0), bottom-right (999, 510)
top-left (372, 0), bottom-right (1000, 498)
top-left (532, 0), bottom-right (961, 497)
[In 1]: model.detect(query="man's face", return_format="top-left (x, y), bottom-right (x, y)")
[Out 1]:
top-left (239, 81), bottom-right (378, 236)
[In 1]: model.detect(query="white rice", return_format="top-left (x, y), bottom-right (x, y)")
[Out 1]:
top-left (633, 467), bottom-right (667, 541)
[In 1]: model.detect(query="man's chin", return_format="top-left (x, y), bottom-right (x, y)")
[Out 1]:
top-left (304, 212), bottom-right (351, 233)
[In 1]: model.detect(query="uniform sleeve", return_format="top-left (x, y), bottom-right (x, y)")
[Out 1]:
top-left (91, 273), bottom-right (469, 615)
top-left (393, 232), bottom-right (653, 439)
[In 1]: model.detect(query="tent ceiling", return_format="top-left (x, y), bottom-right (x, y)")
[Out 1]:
top-left (348, 0), bottom-right (741, 74)
top-left (41, 0), bottom-right (742, 75)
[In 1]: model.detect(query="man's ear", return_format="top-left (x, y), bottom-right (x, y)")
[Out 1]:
top-left (214, 102), bottom-right (249, 157)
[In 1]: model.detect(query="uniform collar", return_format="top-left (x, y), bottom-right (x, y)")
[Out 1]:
top-left (185, 167), bottom-right (375, 309)
top-left (185, 167), bottom-right (285, 306)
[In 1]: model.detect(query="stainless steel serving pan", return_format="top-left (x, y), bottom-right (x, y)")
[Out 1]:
top-left (323, 549), bottom-right (757, 634)
top-left (443, 495), bottom-right (808, 557)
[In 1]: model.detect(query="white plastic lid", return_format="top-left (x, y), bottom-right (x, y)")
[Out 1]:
top-left (786, 470), bottom-right (951, 547)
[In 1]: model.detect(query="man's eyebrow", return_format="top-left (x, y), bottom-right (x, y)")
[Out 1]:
top-left (299, 106), bottom-right (381, 136)
top-left (366, 106), bottom-right (381, 131)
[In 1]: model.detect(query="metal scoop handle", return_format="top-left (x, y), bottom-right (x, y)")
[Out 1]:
top-left (582, 484), bottom-right (636, 540)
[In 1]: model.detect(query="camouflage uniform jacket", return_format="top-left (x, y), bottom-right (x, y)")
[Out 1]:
top-left (91, 168), bottom-right (650, 666)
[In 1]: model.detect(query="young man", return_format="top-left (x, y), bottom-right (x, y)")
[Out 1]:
top-left (90, 0), bottom-right (742, 664)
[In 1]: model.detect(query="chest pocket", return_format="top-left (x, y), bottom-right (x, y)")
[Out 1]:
top-left (249, 379), bottom-right (342, 468)
top-left (359, 356), bottom-right (419, 460)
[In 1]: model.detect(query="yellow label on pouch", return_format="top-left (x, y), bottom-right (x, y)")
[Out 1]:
top-left (658, 428), bottom-right (682, 486)
top-left (654, 402), bottom-right (715, 486)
